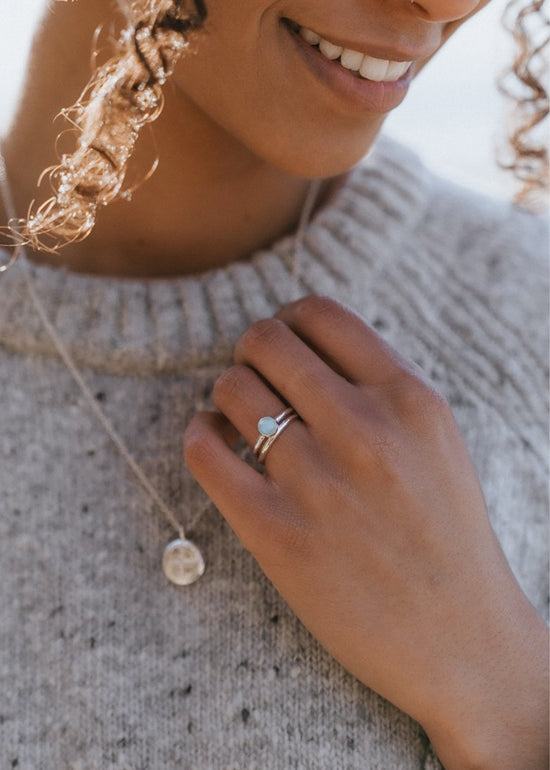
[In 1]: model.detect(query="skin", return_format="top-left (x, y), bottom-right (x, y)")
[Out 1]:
top-left (185, 296), bottom-right (549, 769)
top-left (5, 0), bottom-right (485, 277)
top-left (2, 0), bottom-right (548, 766)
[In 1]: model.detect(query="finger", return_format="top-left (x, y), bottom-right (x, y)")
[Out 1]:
top-left (233, 316), bottom-right (355, 427)
top-left (275, 295), bottom-right (414, 386)
top-left (183, 411), bottom-right (278, 553)
top-left (217, 415), bottom-right (241, 448)
top-left (212, 364), bottom-right (317, 480)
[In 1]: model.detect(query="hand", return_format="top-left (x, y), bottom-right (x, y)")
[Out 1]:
top-left (184, 295), bottom-right (549, 770)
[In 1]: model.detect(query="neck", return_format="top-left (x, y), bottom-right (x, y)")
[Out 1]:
top-left (2, 1), bottom-right (325, 279)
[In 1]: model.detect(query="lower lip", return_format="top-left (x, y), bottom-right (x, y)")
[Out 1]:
top-left (282, 21), bottom-right (414, 113)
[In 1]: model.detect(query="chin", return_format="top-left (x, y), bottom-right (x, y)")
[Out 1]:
top-left (251, 121), bottom-right (384, 180)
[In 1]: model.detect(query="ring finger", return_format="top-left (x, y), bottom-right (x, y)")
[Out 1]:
top-left (212, 363), bottom-right (317, 480)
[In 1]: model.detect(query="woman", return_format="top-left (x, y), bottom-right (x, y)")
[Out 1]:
top-left (0, 1), bottom-right (547, 768)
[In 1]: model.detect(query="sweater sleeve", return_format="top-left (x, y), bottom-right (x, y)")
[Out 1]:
top-left (409, 179), bottom-right (549, 618)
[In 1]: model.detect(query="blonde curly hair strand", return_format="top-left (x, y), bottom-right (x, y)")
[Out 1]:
top-left (1, 0), bottom-right (547, 261)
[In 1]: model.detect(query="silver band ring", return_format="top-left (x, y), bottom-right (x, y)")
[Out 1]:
top-left (253, 407), bottom-right (299, 463)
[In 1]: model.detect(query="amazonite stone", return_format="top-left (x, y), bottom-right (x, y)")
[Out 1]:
top-left (257, 416), bottom-right (278, 437)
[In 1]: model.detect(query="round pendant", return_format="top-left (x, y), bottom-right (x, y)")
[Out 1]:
top-left (162, 538), bottom-right (205, 586)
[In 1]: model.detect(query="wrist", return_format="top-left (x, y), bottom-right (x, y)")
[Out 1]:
top-left (423, 605), bottom-right (549, 770)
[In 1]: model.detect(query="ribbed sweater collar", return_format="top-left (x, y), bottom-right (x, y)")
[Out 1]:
top-left (0, 137), bottom-right (429, 376)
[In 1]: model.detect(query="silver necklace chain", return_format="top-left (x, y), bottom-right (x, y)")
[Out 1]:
top-left (0, 146), bottom-right (321, 585)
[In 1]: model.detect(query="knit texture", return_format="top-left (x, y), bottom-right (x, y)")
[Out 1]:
top-left (0, 137), bottom-right (547, 769)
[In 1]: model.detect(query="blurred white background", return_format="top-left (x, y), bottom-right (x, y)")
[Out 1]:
top-left (0, 0), bottom-right (517, 199)
top-left (386, 0), bottom-right (515, 198)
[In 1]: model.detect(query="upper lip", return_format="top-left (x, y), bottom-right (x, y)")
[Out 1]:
top-left (284, 17), bottom-right (437, 63)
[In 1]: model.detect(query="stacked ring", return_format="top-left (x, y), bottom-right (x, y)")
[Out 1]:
top-left (253, 407), bottom-right (299, 463)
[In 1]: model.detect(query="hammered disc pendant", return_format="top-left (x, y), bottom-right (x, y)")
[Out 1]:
top-left (162, 538), bottom-right (205, 586)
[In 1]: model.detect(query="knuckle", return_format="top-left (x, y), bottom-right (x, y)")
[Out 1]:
top-left (237, 318), bottom-right (286, 356)
top-left (379, 370), bottom-right (453, 439)
top-left (294, 294), bottom-right (344, 322)
top-left (426, 387), bottom-right (451, 418)
top-left (397, 372), bottom-right (450, 418)
top-left (183, 422), bottom-right (218, 471)
top-left (212, 365), bottom-right (250, 405)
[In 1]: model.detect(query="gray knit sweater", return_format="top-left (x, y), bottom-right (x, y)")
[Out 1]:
top-left (0, 137), bottom-right (547, 770)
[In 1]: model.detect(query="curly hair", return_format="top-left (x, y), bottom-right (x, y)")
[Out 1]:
top-left (2, 0), bottom-right (548, 257)
top-left (4, 0), bottom-right (207, 254)
top-left (499, 0), bottom-right (549, 211)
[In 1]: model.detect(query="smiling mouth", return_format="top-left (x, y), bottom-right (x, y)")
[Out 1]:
top-left (283, 19), bottom-right (412, 83)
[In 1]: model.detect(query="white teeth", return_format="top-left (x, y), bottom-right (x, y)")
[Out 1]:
top-left (360, 56), bottom-right (389, 82)
top-left (319, 39), bottom-right (343, 61)
top-left (385, 60), bottom-right (411, 81)
top-left (299, 27), bottom-right (321, 46)
top-left (298, 25), bottom-right (412, 83)
top-left (340, 49), bottom-right (364, 71)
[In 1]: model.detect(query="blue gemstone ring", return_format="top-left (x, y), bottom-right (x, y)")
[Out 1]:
top-left (253, 407), bottom-right (299, 463)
